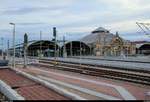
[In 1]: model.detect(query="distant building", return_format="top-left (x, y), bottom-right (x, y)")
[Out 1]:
top-left (81, 27), bottom-right (136, 56)
top-left (132, 41), bottom-right (150, 55)
top-left (8, 27), bottom-right (139, 57)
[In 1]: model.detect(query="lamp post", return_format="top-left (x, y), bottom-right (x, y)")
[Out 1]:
top-left (9, 23), bottom-right (15, 69)
top-left (40, 31), bottom-right (42, 58)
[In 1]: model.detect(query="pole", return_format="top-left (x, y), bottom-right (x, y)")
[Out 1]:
top-left (104, 34), bottom-right (106, 57)
top-left (83, 44), bottom-right (85, 56)
top-left (18, 40), bottom-right (21, 57)
top-left (1, 38), bottom-right (3, 60)
top-left (63, 36), bottom-right (67, 58)
top-left (90, 45), bottom-right (91, 56)
top-left (40, 31), bottom-right (42, 58)
top-left (13, 24), bottom-right (15, 69)
top-left (63, 36), bottom-right (65, 57)
top-left (80, 41), bottom-right (82, 57)
top-left (127, 47), bottom-right (128, 57)
top-left (70, 41), bottom-right (71, 57)
top-left (24, 45), bottom-right (27, 68)
top-left (55, 32), bottom-right (57, 59)
top-left (53, 27), bottom-right (57, 59)
top-left (79, 41), bottom-right (82, 65)
top-left (40, 31), bottom-right (42, 51)
top-left (24, 33), bottom-right (28, 68)
top-left (7, 40), bottom-right (9, 60)
top-left (70, 41), bottom-right (72, 57)
top-left (9, 23), bottom-right (16, 68)
top-left (53, 27), bottom-right (57, 66)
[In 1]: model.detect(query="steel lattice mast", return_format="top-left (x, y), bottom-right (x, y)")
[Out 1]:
top-left (136, 22), bottom-right (150, 37)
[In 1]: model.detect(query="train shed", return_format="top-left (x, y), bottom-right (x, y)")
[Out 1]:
top-left (61, 41), bottom-right (91, 57)
top-left (9, 40), bottom-right (60, 57)
top-left (27, 40), bottom-right (60, 57)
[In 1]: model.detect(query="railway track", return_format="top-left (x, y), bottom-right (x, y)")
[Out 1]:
top-left (33, 59), bottom-right (150, 86)
top-left (70, 57), bottom-right (150, 64)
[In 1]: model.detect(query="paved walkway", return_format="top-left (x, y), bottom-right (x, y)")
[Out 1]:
top-left (17, 65), bottom-right (150, 100)
top-left (0, 68), bottom-right (68, 100)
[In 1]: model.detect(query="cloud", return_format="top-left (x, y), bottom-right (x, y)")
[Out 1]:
top-left (2, 6), bottom-right (66, 15)
top-left (0, 0), bottom-right (150, 46)
top-left (17, 22), bottom-right (45, 26)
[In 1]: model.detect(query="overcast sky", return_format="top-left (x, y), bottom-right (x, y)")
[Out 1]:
top-left (0, 0), bottom-right (150, 48)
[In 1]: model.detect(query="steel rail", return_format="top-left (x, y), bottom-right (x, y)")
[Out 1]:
top-left (34, 59), bottom-right (150, 86)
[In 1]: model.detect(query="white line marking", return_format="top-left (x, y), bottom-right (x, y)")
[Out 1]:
top-left (38, 75), bottom-right (121, 100)
top-left (30, 67), bottom-right (136, 100)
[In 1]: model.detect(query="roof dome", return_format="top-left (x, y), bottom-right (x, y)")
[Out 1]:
top-left (92, 27), bottom-right (109, 33)
top-left (81, 27), bottom-right (130, 45)
top-left (81, 28), bottom-right (115, 45)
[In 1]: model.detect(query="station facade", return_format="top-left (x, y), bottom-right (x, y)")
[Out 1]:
top-left (81, 27), bottom-right (136, 56)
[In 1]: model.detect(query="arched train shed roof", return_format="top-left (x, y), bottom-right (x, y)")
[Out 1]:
top-left (139, 43), bottom-right (150, 50)
top-left (136, 43), bottom-right (150, 49)
top-left (61, 41), bottom-right (91, 56)
top-left (62, 40), bottom-right (91, 48)
top-left (27, 40), bottom-right (60, 50)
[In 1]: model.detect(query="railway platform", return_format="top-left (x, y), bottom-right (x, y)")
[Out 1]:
top-left (42, 57), bottom-right (150, 71)
top-left (16, 65), bottom-right (150, 100)
top-left (1, 57), bottom-right (150, 100)
top-left (0, 68), bottom-right (71, 100)
top-left (71, 56), bottom-right (150, 63)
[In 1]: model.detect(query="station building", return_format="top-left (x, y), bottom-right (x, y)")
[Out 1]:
top-left (9, 27), bottom-right (142, 57)
top-left (27, 40), bottom-right (60, 57)
top-left (9, 40), bottom-right (91, 57)
top-left (9, 40), bottom-right (60, 57)
top-left (81, 27), bottom-right (136, 56)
